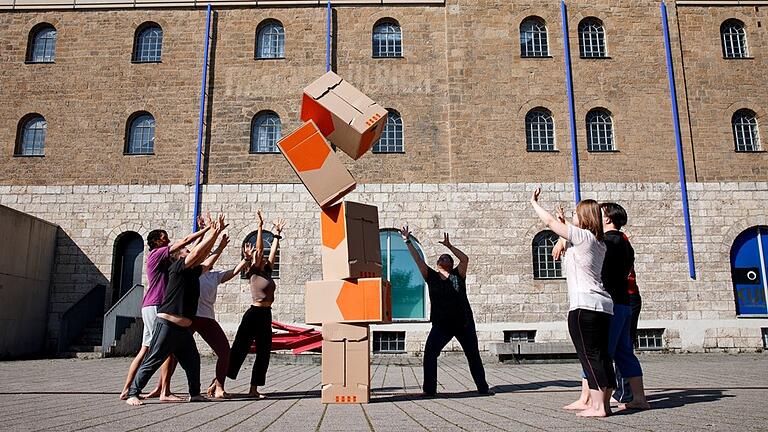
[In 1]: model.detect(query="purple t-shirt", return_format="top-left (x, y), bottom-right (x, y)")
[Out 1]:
top-left (143, 246), bottom-right (171, 307)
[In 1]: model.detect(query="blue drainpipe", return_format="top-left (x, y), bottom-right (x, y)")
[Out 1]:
top-left (193, 4), bottom-right (212, 231)
top-left (326, 0), bottom-right (331, 72)
top-left (661, 2), bottom-right (696, 279)
top-left (561, 1), bottom-right (581, 203)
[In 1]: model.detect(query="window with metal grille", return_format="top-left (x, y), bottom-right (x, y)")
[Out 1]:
top-left (504, 330), bottom-right (536, 343)
top-left (373, 110), bottom-right (404, 153)
top-left (636, 328), bottom-right (664, 350)
top-left (256, 20), bottom-right (285, 59)
top-left (532, 230), bottom-right (563, 279)
top-left (586, 109), bottom-right (615, 152)
top-left (578, 18), bottom-right (606, 58)
top-left (721, 19), bottom-right (749, 58)
top-left (373, 331), bottom-right (406, 353)
top-left (732, 109), bottom-right (761, 152)
top-left (372, 20), bottom-right (402, 58)
top-left (250, 112), bottom-right (281, 153)
top-left (27, 24), bottom-right (57, 63)
top-left (16, 115), bottom-right (47, 156)
top-left (526, 108), bottom-right (555, 151)
top-left (133, 24), bottom-right (163, 62)
top-left (762, 328), bottom-right (768, 349)
top-left (242, 230), bottom-right (280, 279)
top-left (125, 113), bottom-right (155, 155)
top-left (520, 17), bottom-right (549, 58)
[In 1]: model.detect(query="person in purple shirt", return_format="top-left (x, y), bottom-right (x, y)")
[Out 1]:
top-left (119, 221), bottom-right (211, 401)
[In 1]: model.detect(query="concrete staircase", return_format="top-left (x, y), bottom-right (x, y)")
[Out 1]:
top-left (58, 319), bottom-right (103, 359)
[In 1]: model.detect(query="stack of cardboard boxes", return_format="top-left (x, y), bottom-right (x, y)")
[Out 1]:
top-left (277, 72), bottom-right (392, 404)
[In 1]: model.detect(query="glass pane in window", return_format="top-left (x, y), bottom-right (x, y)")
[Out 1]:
top-left (380, 230), bottom-right (425, 319)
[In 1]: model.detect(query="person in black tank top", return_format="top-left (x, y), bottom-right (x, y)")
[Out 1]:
top-left (399, 226), bottom-right (492, 397)
top-left (227, 211), bottom-right (284, 399)
top-left (126, 213), bottom-right (228, 406)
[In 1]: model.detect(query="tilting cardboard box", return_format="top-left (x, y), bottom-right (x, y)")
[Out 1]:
top-left (277, 120), bottom-right (356, 208)
top-left (301, 71), bottom-right (388, 160)
top-left (321, 322), bottom-right (370, 404)
top-left (305, 278), bottom-right (392, 325)
top-left (321, 201), bottom-right (382, 280)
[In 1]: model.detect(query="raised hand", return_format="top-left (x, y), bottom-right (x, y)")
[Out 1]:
top-left (556, 205), bottom-right (566, 224)
top-left (439, 232), bottom-right (452, 248)
top-left (531, 187), bottom-right (542, 203)
top-left (197, 215), bottom-right (207, 230)
top-left (399, 225), bottom-right (412, 242)
top-left (272, 219), bottom-right (286, 235)
top-left (205, 211), bottom-right (214, 229)
top-left (217, 234), bottom-right (230, 252)
top-left (243, 243), bottom-right (255, 261)
top-left (215, 213), bottom-right (228, 232)
top-left (257, 210), bottom-right (264, 227)
top-left (552, 240), bottom-right (565, 260)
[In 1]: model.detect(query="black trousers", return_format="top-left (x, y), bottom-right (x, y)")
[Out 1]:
top-left (227, 306), bottom-right (272, 387)
top-left (568, 309), bottom-right (616, 391)
top-left (128, 317), bottom-right (201, 398)
top-left (423, 322), bottom-right (489, 395)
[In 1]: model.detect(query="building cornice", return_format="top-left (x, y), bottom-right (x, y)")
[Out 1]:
top-left (0, 0), bottom-right (444, 11)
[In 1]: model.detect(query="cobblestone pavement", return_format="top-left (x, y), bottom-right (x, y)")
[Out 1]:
top-left (0, 354), bottom-right (766, 431)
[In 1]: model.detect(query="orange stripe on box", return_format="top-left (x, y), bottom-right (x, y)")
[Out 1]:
top-left (320, 203), bottom-right (346, 249)
top-left (282, 125), bottom-right (331, 173)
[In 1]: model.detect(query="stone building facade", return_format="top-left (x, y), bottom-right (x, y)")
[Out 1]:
top-left (0, 0), bottom-right (766, 354)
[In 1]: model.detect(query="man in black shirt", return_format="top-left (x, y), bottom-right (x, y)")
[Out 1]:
top-left (126, 214), bottom-right (227, 406)
top-left (400, 226), bottom-right (492, 397)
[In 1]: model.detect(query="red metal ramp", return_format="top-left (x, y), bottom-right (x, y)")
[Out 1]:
top-left (250, 321), bottom-right (322, 354)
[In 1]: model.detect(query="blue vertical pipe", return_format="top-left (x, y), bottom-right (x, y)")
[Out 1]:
top-left (326, 0), bottom-right (331, 72)
top-left (193, 4), bottom-right (212, 232)
top-left (560, 1), bottom-right (581, 203)
top-left (661, 2), bottom-right (696, 280)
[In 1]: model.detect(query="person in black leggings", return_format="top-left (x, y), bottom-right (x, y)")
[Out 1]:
top-left (227, 212), bottom-right (284, 398)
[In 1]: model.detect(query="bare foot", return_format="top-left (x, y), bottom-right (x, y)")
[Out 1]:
top-left (119, 388), bottom-right (129, 401)
top-left (247, 390), bottom-right (266, 399)
top-left (563, 400), bottom-right (591, 410)
top-left (576, 407), bottom-right (608, 418)
top-left (213, 389), bottom-right (232, 399)
top-left (618, 401), bottom-right (651, 411)
top-left (126, 396), bottom-right (143, 406)
top-left (160, 393), bottom-right (185, 402)
top-left (145, 387), bottom-right (161, 399)
top-left (189, 395), bottom-right (209, 403)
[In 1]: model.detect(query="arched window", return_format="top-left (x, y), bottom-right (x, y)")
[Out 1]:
top-left (256, 20), bottom-right (285, 59)
top-left (111, 231), bottom-right (144, 305)
top-left (372, 19), bottom-right (402, 58)
top-left (733, 109), bottom-right (761, 152)
top-left (520, 17), bottom-right (549, 58)
top-left (532, 230), bottom-right (563, 279)
top-left (526, 108), bottom-right (555, 151)
top-left (27, 24), bottom-right (57, 63)
top-left (578, 18), bottom-right (606, 58)
top-left (250, 111), bottom-right (282, 153)
top-left (730, 226), bottom-right (768, 316)
top-left (125, 112), bottom-right (156, 155)
top-left (380, 229), bottom-right (426, 319)
top-left (586, 108), bottom-right (615, 152)
top-left (721, 19), bottom-right (748, 59)
top-left (133, 23), bottom-right (163, 62)
top-left (373, 110), bottom-right (403, 153)
top-left (242, 230), bottom-right (280, 279)
top-left (15, 114), bottom-right (47, 156)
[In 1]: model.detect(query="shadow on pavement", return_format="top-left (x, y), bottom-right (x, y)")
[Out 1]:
top-left (645, 389), bottom-right (734, 410)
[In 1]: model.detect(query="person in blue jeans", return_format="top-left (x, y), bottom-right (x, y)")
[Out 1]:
top-left (558, 203), bottom-right (650, 411)
top-left (399, 226), bottom-right (493, 397)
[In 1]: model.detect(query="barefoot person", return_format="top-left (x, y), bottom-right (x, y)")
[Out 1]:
top-left (125, 214), bottom-right (227, 406)
top-left (530, 188), bottom-right (615, 417)
top-left (227, 211), bottom-right (284, 398)
top-left (119, 223), bottom-right (210, 401)
top-left (399, 227), bottom-right (493, 397)
top-left (192, 232), bottom-right (250, 399)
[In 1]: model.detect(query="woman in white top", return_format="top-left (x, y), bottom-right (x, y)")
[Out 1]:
top-left (192, 232), bottom-right (249, 399)
top-left (530, 188), bottom-right (615, 418)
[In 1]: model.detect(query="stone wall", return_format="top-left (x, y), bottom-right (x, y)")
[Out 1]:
top-left (1, 182), bottom-right (766, 352)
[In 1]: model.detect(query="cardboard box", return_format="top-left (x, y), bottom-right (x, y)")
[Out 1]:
top-left (321, 201), bottom-right (382, 280)
top-left (301, 71), bottom-right (388, 160)
top-left (277, 120), bottom-right (356, 208)
top-left (321, 323), bottom-right (370, 404)
top-left (305, 278), bottom-right (392, 325)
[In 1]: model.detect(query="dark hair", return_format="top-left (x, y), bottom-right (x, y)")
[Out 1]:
top-left (600, 202), bottom-right (628, 229)
top-left (437, 254), bottom-right (454, 265)
top-left (147, 229), bottom-right (167, 250)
